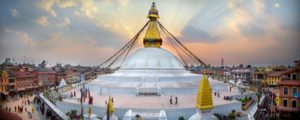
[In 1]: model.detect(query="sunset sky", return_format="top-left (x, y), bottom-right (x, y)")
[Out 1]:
top-left (0, 0), bottom-right (299, 66)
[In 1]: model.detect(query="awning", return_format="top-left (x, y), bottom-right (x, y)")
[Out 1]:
top-left (1, 91), bottom-right (9, 95)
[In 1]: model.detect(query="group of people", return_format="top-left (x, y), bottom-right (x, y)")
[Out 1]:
top-left (80, 85), bottom-right (94, 105)
top-left (214, 89), bottom-right (220, 98)
top-left (169, 96), bottom-right (178, 105)
top-left (70, 91), bottom-right (76, 98)
top-left (3, 93), bottom-right (35, 119)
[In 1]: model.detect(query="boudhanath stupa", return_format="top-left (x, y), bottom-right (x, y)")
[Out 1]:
top-left (46, 2), bottom-right (256, 120)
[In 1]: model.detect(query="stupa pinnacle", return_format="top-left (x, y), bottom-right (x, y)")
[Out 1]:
top-left (196, 71), bottom-right (214, 110)
top-left (144, 2), bottom-right (162, 48)
top-left (189, 71), bottom-right (217, 120)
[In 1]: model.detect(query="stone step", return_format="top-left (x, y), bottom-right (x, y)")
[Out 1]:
top-left (123, 109), bottom-right (167, 120)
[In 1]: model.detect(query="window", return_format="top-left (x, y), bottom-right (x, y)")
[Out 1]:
top-left (284, 87), bottom-right (289, 95)
top-left (292, 87), bottom-right (298, 95)
top-left (292, 100), bottom-right (297, 108)
top-left (292, 74), bottom-right (297, 80)
top-left (283, 99), bottom-right (288, 107)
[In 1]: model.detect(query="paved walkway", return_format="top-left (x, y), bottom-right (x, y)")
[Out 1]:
top-left (1, 95), bottom-right (40, 120)
top-left (62, 89), bottom-right (242, 109)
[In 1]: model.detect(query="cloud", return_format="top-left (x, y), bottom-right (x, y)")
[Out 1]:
top-left (79, 0), bottom-right (98, 19)
top-left (275, 3), bottom-right (280, 8)
top-left (37, 0), bottom-right (57, 17)
top-left (36, 16), bottom-right (49, 26)
top-left (56, 17), bottom-right (70, 27)
top-left (57, 0), bottom-right (78, 8)
top-left (179, 26), bottom-right (219, 43)
top-left (239, 25), bottom-right (266, 38)
top-left (11, 9), bottom-right (19, 17)
top-left (0, 30), bottom-right (118, 66)
top-left (4, 28), bottom-right (37, 47)
top-left (1, 0), bottom-right (299, 66)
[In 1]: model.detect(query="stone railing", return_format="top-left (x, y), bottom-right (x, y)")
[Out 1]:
top-left (38, 93), bottom-right (68, 120)
top-left (247, 94), bottom-right (265, 120)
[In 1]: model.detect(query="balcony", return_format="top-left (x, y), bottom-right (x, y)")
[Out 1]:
top-left (278, 106), bottom-right (300, 112)
top-left (8, 82), bottom-right (15, 85)
top-left (278, 80), bottom-right (300, 86)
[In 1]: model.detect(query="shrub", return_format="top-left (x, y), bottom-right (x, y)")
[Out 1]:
top-left (213, 113), bottom-right (222, 120)
top-left (228, 112), bottom-right (235, 119)
top-left (71, 110), bottom-right (77, 116)
top-left (178, 116), bottom-right (185, 120)
top-left (232, 110), bottom-right (236, 114)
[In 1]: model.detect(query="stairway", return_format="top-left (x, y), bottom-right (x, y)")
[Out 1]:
top-left (123, 109), bottom-right (167, 120)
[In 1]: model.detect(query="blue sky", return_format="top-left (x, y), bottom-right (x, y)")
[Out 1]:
top-left (0, 0), bottom-right (299, 66)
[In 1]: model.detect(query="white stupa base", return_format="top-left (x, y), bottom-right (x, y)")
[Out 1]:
top-left (189, 109), bottom-right (218, 120)
top-left (84, 113), bottom-right (99, 120)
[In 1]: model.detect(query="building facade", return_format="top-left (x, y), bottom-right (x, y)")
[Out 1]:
top-left (37, 71), bottom-right (56, 87)
top-left (267, 71), bottom-right (283, 86)
top-left (277, 60), bottom-right (300, 117)
top-left (0, 71), bottom-right (9, 100)
top-left (231, 68), bottom-right (251, 82)
top-left (15, 70), bottom-right (38, 93)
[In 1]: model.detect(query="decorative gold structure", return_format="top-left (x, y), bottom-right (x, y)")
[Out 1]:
top-left (144, 2), bottom-right (162, 48)
top-left (195, 71), bottom-right (214, 110)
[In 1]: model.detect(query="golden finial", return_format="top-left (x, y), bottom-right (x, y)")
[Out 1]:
top-left (144, 2), bottom-right (162, 48)
top-left (195, 71), bottom-right (214, 110)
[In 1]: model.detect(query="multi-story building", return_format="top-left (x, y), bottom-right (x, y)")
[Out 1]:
top-left (252, 68), bottom-right (270, 88)
top-left (66, 69), bottom-right (80, 83)
top-left (53, 64), bottom-right (66, 85)
top-left (0, 70), bottom-right (9, 100)
top-left (15, 70), bottom-right (38, 93)
top-left (277, 60), bottom-right (300, 117)
top-left (266, 71), bottom-right (283, 86)
top-left (252, 69), bottom-right (267, 82)
top-left (36, 60), bottom-right (56, 88)
top-left (7, 72), bottom-right (16, 96)
top-left (231, 68), bottom-right (251, 82)
top-left (37, 71), bottom-right (56, 87)
top-left (55, 71), bottom-right (66, 85)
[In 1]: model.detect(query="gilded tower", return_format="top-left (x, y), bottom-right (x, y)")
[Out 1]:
top-left (195, 72), bottom-right (214, 110)
top-left (189, 71), bottom-right (217, 120)
top-left (143, 2), bottom-right (162, 48)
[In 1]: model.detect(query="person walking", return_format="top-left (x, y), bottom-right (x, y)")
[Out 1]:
top-left (170, 96), bottom-right (173, 105)
top-left (175, 96), bottom-right (178, 105)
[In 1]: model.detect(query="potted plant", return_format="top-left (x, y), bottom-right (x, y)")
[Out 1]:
top-left (228, 110), bottom-right (236, 119)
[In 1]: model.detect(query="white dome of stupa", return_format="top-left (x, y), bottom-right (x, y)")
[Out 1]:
top-left (236, 79), bottom-right (243, 87)
top-left (229, 80), bottom-right (235, 84)
top-left (120, 48), bottom-right (185, 70)
top-left (58, 79), bottom-right (66, 88)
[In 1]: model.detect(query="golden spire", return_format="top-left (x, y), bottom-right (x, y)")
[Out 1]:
top-left (147, 2), bottom-right (159, 20)
top-left (195, 70), bottom-right (214, 110)
top-left (107, 96), bottom-right (115, 115)
top-left (144, 2), bottom-right (162, 48)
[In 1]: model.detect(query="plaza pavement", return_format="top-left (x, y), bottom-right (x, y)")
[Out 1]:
top-left (1, 95), bottom-right (40, 120)
top-left (62, 89), bottom-right (242, 109)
